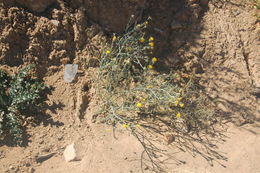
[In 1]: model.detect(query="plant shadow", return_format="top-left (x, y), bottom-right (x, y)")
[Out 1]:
top-left (201, 66), bottom-right (260, 125)
top-left (123, 0), bottom-right (243, 172)
top-left (129, 111), bottom-right (229, 173)
top-left (0, 86), bottom-right (65, 147)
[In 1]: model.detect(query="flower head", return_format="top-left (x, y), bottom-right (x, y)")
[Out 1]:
top-left (106, 50), bottom-right (111, 54)
top-left (176, 112), bottom-right (181, 118)
top-left (179, 103), bottom-right (184, 108)
top-left (177, 97), bottom-right (182, 101)
top-left (139, 37), bottom-right (145, 43)
top-left (136, 102), bottom-right (142, 108)
top-left (149, 37), bottom-right (154, 42)
top-left (122, 124), bottom-right (128, 128)
top-left (148, 65), bottom-right (153, 69)
top-left (112, 35), bottom-right (117, 41)
top-left (152, 57), bottom-right (157, 63)
top-left (136, 124), bottom-right (141, 128)
top-left (149, 42), bottom-right (154, 47)
top-left (145, 21), bottom-right (149, 25)
top-left (175, 100), bottom-right (179, 106)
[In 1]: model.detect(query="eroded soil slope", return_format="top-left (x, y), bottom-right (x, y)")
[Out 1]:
top-left (0, 0), bottom-right (260, 173)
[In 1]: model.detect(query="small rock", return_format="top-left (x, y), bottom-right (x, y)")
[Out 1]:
top-left (165, 134), bottom-right (175, 145)
top-left (64, 64), bottom-right (78, 83)
top-left (50, 20), bottom-right (60, 27)
top-left (63, 143), bottom-right (78, 162)
top-left (9, 165), bottom-right (19, 171)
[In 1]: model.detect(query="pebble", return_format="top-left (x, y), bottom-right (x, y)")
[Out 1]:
top-left (63, 143), bottom-right (78, 162)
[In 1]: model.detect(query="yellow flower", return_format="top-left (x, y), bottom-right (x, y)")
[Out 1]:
top-left (139, 37), bottom-right (145, 43)
top-left (106, 50), bottom-right (111, 54)
top-left (136, 124), bottom-right (141, 128)
top-left (175, 100), bottom-right (179, 106)
top-left (152, 57), bottom-right (157, 63)
top-left (179, 103), bottom-right (184, 108)
top-left (177, 97), bottom-right (182, 101)
top-left (176, 112), bottom-right (181, 118)
top-left (112, 35), bottom-right (117, 41)
top-left (148, 65), bottom-right (153, 69)
top-left (142, 98), bottom-right (146, 102)
top-left (149, 37), bottom-right (154, 42)
top-left (122, 124), bottom-right (128, 128)
top-left (136, 102), bottom-right (142, 108)
top-left (149, 42), bottom-right (154, 47)
top-left (145, 21), bottom-right (149, 25)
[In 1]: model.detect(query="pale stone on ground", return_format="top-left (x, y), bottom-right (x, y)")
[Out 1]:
top-left (63, 143), bottom-right (77, 162)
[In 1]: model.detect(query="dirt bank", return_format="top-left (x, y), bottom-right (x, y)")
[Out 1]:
top-left (0, 0), bottom-right (260, 172)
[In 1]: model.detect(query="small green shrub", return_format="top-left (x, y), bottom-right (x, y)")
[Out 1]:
top-left (0, 65), bottom-right (46, 145)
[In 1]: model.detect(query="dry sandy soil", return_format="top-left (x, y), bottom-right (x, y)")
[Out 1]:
top-left (0, 0), bottom-right (260, 173)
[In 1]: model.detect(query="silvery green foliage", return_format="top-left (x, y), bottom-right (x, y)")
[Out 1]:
top-left (0, 65), bottom-right (46, 145)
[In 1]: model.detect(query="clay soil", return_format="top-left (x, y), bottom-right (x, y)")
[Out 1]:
top-left (0, 0), bottom-right (260, 173)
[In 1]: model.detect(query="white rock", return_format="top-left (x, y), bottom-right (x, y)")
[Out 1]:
top-left (64, 143), bottom-right (77, 162)
top-left (50, 20), bottom-right (60, 27)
